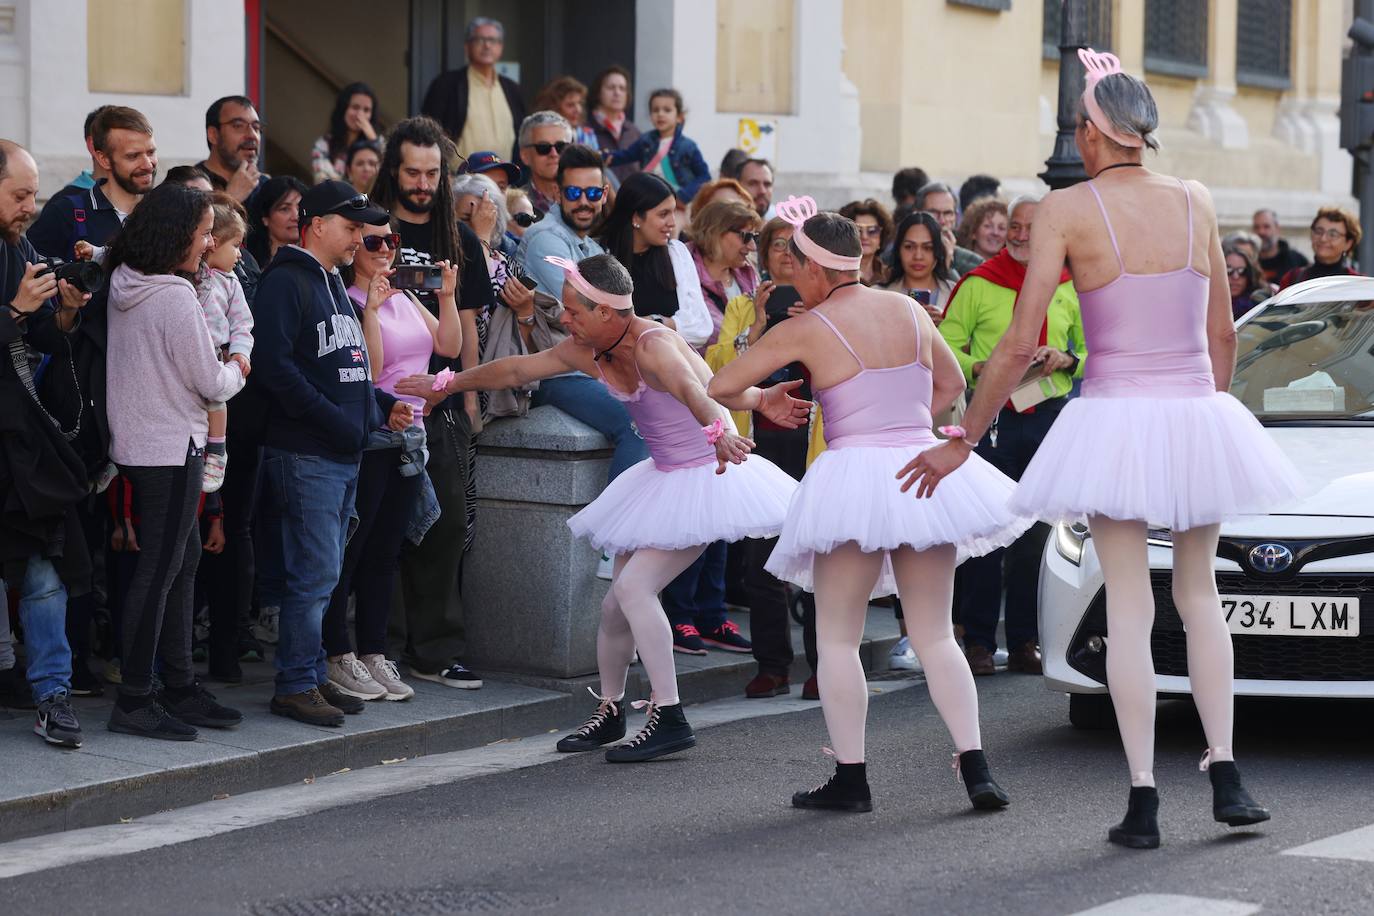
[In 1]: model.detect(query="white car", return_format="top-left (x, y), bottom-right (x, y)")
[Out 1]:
top-left (1040, 275), bottom-right (1374, 728)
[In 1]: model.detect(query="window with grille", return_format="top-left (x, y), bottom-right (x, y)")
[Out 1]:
top-left (1042, 0), bottom-right (1114, 60)
top-left (1236, 0), bottom-right (1292, 89)
top-left (1144, 0), bottom-right (1208, 78)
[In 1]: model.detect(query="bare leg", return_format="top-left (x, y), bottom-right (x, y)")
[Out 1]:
top-left (813, 543), bottom-right (885, 763)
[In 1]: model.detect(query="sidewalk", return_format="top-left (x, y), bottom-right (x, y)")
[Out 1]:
top-left (0, 609), bottom-right (902, 842)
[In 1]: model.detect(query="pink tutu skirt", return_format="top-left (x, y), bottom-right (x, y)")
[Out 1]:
top-left (1010, 392), bottom-right (1307, 530)
top-left (568, 455), bottom-right (798, 554)
top-left (766, 444), bottom-right (1033, 599)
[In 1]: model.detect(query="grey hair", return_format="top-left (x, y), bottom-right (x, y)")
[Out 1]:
top-left (518, 110), bottom-right (573, 148)
top-left (788, 212), bottom-right (861, 279)
top-left (1007, 194), bottom-right (1041, 220)
top-left (915, 180), bottom-right (958, 210)
top-left (573, 253), bottom-right (634, 312)
top-left (451, 172), bottom-right (509, 247)
top-left (465, 17), bottom-right (504, 41)
top-left (1078, 72), bottom-right (1161, 152)
top-left (1253, 207), bottom-right (1279, 223)
top-left (1222, 230), bottom-right (1262, 253)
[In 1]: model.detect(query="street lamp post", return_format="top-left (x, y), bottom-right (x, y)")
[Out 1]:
top-left (1039, 0), bottom-right (1092, 190)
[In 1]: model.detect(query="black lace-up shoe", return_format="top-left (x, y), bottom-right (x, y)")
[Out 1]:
top-left (109, 699), bottom-right (199, 741)
top-left (957, 749), bottom-right (1010, 810)
top-left (1209, 761), bottom-right (1270, 827)
top-left (792, 762), bottom-right (873, 813)
top-left (34, 693), bottom-right (83, 748)
top-left (161, 683), bottom-right (243, 728)
top-left (605, 701), bottom-right (696, 763)
top-left (319, 681), bottom-right (366, 714)
top-left (556, 695), bottom-right (625, 752)
top-left (1108, 786), bottom-right (1161, 849)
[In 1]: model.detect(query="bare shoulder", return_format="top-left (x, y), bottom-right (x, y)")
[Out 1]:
top-left (1181, 177), bottom-right (1216, 215)
top-left (552, 335), bottom-right (595, 373)
top-left (634, 324), bottom-right (690, 363)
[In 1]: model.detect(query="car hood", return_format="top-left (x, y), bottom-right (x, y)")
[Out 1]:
top-left (1262, 427), bottom-right (1374, 519)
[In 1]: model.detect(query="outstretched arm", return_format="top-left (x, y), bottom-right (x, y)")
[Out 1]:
top-left (706, 315), bottom-right (804, 411)
top-left (395, 339), bottom-right (579, 414)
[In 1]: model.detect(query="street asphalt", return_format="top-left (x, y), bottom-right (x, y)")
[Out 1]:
top-left (3, 672), bottom-right (1373, 915)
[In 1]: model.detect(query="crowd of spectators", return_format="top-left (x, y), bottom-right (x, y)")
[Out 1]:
top-left (0, 13), bottom-right (1357, 747)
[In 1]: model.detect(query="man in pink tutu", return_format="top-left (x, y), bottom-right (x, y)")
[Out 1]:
top-left (901, 50), bottom-right (1304, 848)
top-left (399, 253), bottom-right (806, 762)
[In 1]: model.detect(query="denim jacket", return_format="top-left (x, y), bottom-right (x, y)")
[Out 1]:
top-left (607, 125), bottom-right (711, 204)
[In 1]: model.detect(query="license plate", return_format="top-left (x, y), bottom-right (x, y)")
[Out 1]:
top-left (1219, 595), bottom-right (1360, 637)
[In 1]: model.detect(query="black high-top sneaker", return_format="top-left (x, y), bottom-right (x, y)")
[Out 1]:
top-left (792, 762), bottom-right (873, 813)
top-left (956, 750), bottom-right (1010, 810)
top-left (556, 694), bottom-right (626, 752)
top-left (604, 701), bottom-right (696, 763)
top-left (1108, 786), bottom-right (1161, 849)
top-left (1208, 761), bottom-right (1270, 827)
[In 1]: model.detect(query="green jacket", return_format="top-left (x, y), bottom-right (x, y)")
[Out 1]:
top-left (938, 275), bottom-right (1086, 397)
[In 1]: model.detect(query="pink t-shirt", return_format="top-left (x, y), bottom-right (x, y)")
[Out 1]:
top-left (348, 286), bottom-right (434, 426)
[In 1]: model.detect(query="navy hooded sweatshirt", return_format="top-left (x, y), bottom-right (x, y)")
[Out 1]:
top-left (251, 245), bottom-right (395, 463)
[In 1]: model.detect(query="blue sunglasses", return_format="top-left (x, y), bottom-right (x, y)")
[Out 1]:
top-left (563, 185), bottom-right (607, 203)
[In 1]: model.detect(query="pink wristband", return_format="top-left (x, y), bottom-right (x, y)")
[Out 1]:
top-left (433, 368), bottom-right (456, 392)
top-left (938, 425), bottom-right (967, 439)
top-left (703, 418), bottom-right (726, 444)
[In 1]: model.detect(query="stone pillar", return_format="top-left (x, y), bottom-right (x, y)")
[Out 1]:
top-left (1186, 0), bottom-right (1250, 149)
top-left (461, 406), bottom-right (613, 679)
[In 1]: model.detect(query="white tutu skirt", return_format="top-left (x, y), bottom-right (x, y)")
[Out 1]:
top-left (766, 444), bottom-right (1034, 599)
top-left (1010, 392), bottom-right (1308, 530)
top-left (568, 455), bottom-right (798, 553)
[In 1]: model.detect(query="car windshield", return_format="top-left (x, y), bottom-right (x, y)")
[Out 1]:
top-left (1232, 298), bottom-right (1374, 422)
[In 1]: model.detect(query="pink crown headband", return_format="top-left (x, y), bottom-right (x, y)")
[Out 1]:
top-left (775, 196), bottom-right (863, 272)
top-left (543, 255), bottom-right (635, 311)
top-left (1077, 48), bottom-right (1144, 150)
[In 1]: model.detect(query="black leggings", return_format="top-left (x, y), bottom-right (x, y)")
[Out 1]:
top-left (118, 453), bottom-right (204, 697)
top-left (323, 447), bottom-right (422, 658)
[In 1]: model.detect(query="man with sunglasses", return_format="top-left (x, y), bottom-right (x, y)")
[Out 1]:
top-left (517, 111), bottom-right (574, 216)
top-left (198, 96), bottom-right (269, 207)
top-left (421, 17), bottom-right (526, 160)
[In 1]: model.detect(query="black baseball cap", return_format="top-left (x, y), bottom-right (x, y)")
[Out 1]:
top-left (298, 180), bottom-right (389, 226)
top-left (460, 151), bottom-right (520, 186)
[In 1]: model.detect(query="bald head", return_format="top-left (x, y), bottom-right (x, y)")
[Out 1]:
top-left (0, 140), bottom-right (39, 244)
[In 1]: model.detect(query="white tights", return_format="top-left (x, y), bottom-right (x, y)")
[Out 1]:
top-left (813, 542), bottom-right (982, 764)
top-left (596, 545), bottom-right (704, 707)
top-left (1088, 517), bottom-right (1235, 787)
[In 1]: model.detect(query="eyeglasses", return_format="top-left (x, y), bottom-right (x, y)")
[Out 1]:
top-left (361, 233), bottom-right (401, 252)
top-left (468, 35), bottom-right (502, 46)
top-left (1311, 227), bottom-right (1348, 241)
top-left (857, 225), bottom-right (883, 238)
top-left (527, 141), bottom-right (569, 157)
top-left (562, 185), bottom-right (606, 202)
top-left (769, 238), bottom-right (791, 251)
top-left (218, 118), bottom-right (262, 134)
top-left (736, 230), bottom-right (760, 245)
top-left (1225, 266), bottom-right (1246, 278)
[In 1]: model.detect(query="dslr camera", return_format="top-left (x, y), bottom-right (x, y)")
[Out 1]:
top-left (37, 257), bottom-right (105, 295)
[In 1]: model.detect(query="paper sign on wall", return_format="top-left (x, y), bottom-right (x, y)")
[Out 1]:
top-left (738, 118), bottom-right (777, 159)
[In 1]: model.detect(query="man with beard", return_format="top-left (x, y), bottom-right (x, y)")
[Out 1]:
top-left (198, 96), bottom-right (268, 206)
top-left (0, 140), bottom-right (93, 746)
top-left (370, 115), bottom-right (493, 690)
top-left (29, 106), bottom-right (157, 263)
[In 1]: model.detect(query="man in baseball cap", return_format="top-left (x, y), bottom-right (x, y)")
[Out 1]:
top-left (297, 179), bottom-right (390, 226)
top-left (458, 151), bottom-right (519, 191)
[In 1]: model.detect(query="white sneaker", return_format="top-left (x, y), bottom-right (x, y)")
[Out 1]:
top-left (360, 654), bottom-right (414, 701)
top-left (327, 652), bottom-right (388, 700)
top-left (252, 606), bottom-right (280, 645)
top-left (889, 636), bottom-right (923, 672)
top-left (596, 552), bottom-right (615, 581)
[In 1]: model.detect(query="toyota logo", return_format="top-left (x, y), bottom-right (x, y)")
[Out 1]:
top-left (1248, 543), bottom-right (1294, 573)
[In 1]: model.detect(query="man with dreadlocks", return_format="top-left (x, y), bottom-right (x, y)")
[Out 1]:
top-left (370, 115), bottom-right (494, 689)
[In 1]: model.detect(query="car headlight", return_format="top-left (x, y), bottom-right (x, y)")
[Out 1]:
top-left (1054, 521), bottom-right (1089, 565)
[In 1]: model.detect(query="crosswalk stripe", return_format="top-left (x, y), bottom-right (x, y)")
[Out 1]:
top-left (1282, 823), bottom-right (1374, 863)
top-left (1068, 894), bottom-right (1261, 916)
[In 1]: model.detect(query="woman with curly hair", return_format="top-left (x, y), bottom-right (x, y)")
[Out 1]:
top-left (105, 183), bottom-right (248, 740)
top-left (838, 199), bottom-right (894, 286)
top-left (956, 197), bottom-right (1008, 261)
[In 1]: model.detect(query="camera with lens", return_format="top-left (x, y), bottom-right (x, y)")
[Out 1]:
top-left (36, 257), bottom-right (105, 295)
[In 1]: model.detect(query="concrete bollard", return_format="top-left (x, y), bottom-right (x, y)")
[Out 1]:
top-left (461, 405), bottom-right (613, 677)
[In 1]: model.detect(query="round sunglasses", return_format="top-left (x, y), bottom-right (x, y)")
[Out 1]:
top-left (563, 185), bottom-right (607, 202)
top-left (361, 233), bottom-right (401, 252)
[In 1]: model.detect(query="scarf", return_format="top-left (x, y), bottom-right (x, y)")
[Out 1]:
top-left (593, 109), bottom-right (626, 142)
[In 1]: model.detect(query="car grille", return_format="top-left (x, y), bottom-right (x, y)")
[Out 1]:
top-left (1148, 572), bottom-right (1374, 682)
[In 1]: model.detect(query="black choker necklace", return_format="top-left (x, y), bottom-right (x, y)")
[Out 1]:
top-left (821, 280), bottom-right (863, 303)
top-left (1093, 162), bottom-right (1144, 178)
top-left (594, 321), bottom-right (633, 362)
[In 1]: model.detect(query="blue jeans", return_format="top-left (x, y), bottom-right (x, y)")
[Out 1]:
top-left (662, 540), bottom-right (728, 632)
top-left (257, 449), bottom-right (360, 695)
top-left (1, 556), bottom-right (72, 702)
top-left (533, 373), bottom-right (648, 481)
